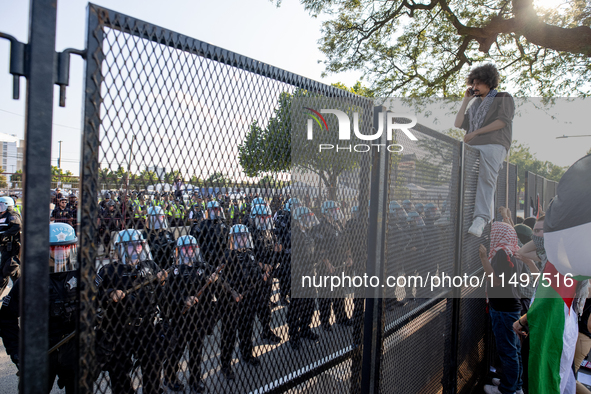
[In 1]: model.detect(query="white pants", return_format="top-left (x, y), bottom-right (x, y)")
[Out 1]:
top-left (472, 144), bottom-right (507, 222)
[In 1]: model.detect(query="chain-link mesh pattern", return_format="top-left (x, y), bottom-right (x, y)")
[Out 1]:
top-left (79, 5), bottom-right (373, 394)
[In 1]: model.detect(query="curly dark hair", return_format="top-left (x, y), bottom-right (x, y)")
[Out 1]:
top-left (465, 63), bottom-right (500, 90)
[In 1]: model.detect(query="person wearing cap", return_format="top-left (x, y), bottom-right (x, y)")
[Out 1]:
top-left (98, 200), bottom-right (121, 256)
top-left (188, 193), bottom-right (206, 226)
top-left (51, 197), bottom-right (73, 225)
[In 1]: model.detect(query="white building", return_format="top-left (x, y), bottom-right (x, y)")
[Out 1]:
top-left (0, 133), bottom-right (23, 187)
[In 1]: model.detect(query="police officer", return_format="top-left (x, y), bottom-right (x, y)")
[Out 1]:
top-left (0, 196), bottom-right (21, 296)
top-left (402, 199), bottom-right (415, 213)
top-left (99, 192), bottom-right (111, 213)
top-left (248, 204), bottom-right (282, 344)
top-left (288, 207), bottom-right (320, 350)
top-left (345, 205), bottom-right (367, 346)
top-left (66, 193), bottom-right (78, 231)
top-left (51, 197), bottom-right (73, 225)
top-left (0, 223), bottom-right (78, 392)
top-left (317, 200), bottom-right (349, 330)
top-left (98, 200), bottom-right (121, 256)
top-left (144, 205), bottom-right (175, 271)
top-left (274, 198), bottom-right (298, 305)
top-left (188, 193), bottom-right (206, 226)
top-left (95, 229), bottom-right (167, 394)
top-left (385, 202), bottom-right (411, 309)
top-left (132, 193), bottom-right (148, 230)
top-left (191, 200), bottom-right (229, 268)
top-left (163, 235), bottom-right (218, 393)
top-left (219, 224), bottom-right (262, 380)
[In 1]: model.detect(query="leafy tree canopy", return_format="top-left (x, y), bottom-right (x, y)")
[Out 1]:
top-left (279, 0), bottom-right (591, 97)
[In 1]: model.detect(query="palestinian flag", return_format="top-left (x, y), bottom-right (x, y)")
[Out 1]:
top-left (528, 154), bottom-right (591, 394)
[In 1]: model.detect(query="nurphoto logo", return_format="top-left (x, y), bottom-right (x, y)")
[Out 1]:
top-left (305, 108), bottom-right (418, 152)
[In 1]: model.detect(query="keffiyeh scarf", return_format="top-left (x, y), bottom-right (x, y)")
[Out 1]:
top-left (468, 89), bottom-right (498, 133)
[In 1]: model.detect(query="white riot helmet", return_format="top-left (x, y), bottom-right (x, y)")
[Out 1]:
top-left (250, 204), bottom-right (274, 231)
top-left (321, 200), bottom-right (344, 223)
top-left (206, 200), bottom-right (225, 220)
top-left (147, 205), bottom-right (168, 230)
top-left (114, 229), bottom-right (152, 265)
top-left (228, 224), bottom-right (253, 250)
top-left (293, 206), bottom-right (320, 230)
top-left (0, 196), bottom-right (15, 213)
top-left (175, 235), bottom-right (204, 266)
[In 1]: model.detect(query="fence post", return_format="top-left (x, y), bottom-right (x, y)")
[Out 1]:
top-left (78, 4), bottom-right (104, 392)
top-left (19, 0), bottom-right (58, 392)
top-left (443, 142), bottom-right (466, 394)
top-left (360, 106), bottom-right (389, 394)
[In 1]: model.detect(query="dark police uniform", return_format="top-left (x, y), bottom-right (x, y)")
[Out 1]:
top-left (164, 262), bottom-right (217, 391)
top-left (191, 218), bottom-right (228, 267)
top-left (287, 222), bottom-right (318, 348)
top-left (0, 207), bottom-right (21, 295)
top-left (219, 248), bottom-right (261, 373)
top-left (0, 274), bottom-right (77, 393)
top-left (95, 260), bottom-right (164, 394)
top-left (144, 229), bottom-right (176, 271)
top-left (316, 216), bottom-right (348, 329)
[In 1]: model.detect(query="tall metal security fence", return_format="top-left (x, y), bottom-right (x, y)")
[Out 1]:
top-left (0, 2), bottom-right (523, 393)
top-left (524, 170), bottom-right (558, 217)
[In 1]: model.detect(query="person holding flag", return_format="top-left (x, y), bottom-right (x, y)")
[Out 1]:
top-left (512, 154), bottom-right (591, 394)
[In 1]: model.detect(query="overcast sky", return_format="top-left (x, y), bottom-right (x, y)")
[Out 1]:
top-left (0, 0), bottom-right (588, 176)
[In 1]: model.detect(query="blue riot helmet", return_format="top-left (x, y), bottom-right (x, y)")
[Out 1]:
top-left (49, 222), bottom-right (78, 273)
top-left (206, 200), bottom-right (225, 220)
top-left (402, 199), bottom-right (414, 212)
top-left (228, 224), bottom-right (253, 250)
top-left (321, 200), bottom-right (344, 222)
top-left (388, 200), bottom-right (401, 214)
top-left (147, 205), bottom-right (168, 230)
top-left (293, 206), bottom-right (320, 230)
top-left (393, 206), bottom-right (408, 222)
top-left (407, 211), bottom-right (425, 227)
top-left (415, 203), bottom-right (424, 215)
top-left (284, 198), bottom-right (301, 212)
top-left (0, 196), bottom-right (15, 213)
top-left (251, 204), bottom-right (274, 230)
top-left (175, 235), bottom-right (204, 266)
top-left (114, 229), bottom-right (152, 265)
top-left (250, 197), bottom-right (266, 209)
top-left (424, 203), bottom-right (439, 219)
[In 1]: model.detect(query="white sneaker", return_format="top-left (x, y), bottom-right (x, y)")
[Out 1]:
top-left (483, 384), bottom-right (502, 394)
top-left (492, 378), bottom-right (501, 386)
top-left (468, 217), bottom-right (487, 237)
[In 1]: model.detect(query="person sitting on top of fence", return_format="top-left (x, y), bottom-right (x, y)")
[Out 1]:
top-left (454, 63), bottom-right (515, 237)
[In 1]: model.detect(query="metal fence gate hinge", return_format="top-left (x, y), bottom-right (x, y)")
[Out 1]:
top-left (56, 48), bottom-right (86, 107)
top-left (1, 32), bottom-right (86, 107)
top-left (0, 32), bottom-right (27, 100)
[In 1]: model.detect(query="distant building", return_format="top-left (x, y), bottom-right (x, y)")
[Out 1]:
top-left (0, 133), bottom-right (23, 187)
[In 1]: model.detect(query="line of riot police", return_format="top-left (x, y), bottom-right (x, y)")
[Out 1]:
top-left (0, 192), bottom-right (378, 394)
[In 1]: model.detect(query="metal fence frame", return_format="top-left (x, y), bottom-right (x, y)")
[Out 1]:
top-left (524, 170), bottom-right (558, 217)
top-left (1, 2), bottom-right (524, 392)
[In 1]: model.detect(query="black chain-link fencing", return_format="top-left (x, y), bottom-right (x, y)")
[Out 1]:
top-left (0, 3), bottom-right (526, 393)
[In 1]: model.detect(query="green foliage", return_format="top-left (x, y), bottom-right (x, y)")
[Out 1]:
top-left (239, 86), bottom-right (371, 199)
top-left (206, 172), bottom-right (232, 186)
top-left (290, 0), bottom-right (591, 97)
top-left (330, 81), bottom-right (375, 98)
top-left (510, 142), bottom-right (566, 191)
top-left (0, 167), bottom-right (7, 189)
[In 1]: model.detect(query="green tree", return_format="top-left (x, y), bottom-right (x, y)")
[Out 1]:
top-left (0, 167), bottom-right (8, 189)
top-left (10, 170), bottom-right (22, 188)
top-left (206, 172), bottom-right (232, 186)
top-left (284, 0), bottom-right (591, 97)
top-left (239, 86), bottom-right (372, 199)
